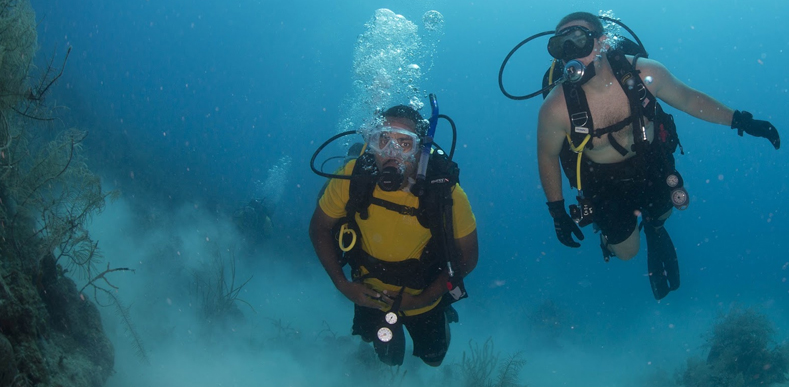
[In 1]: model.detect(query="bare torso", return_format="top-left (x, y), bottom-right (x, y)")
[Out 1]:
top-left (558, 57), bottom-right (655, 164)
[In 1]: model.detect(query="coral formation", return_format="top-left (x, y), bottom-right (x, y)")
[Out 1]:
top-left (192, 249), bottom-right (254, 326)
top-left (0, 0), bottom-right (36, 109)
top-left (680, 307), bottom-right (789, 387)
top-left (442, 337), bottom-right (527, 387)
top-left (0, 0), bottom-right (118, 385)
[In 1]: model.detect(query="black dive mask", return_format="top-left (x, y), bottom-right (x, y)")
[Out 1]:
top-left (378, 166), bottom-right (404, 191)
top-left (563, 59), bottom-right (596, 85)
top-left (548, 25), bottom-right (601, 61)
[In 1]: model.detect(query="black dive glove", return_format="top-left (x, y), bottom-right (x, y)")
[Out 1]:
top-left (731, 110), bottom-right (780, 150)
top-left (547, 200), bottom-right (584, 248)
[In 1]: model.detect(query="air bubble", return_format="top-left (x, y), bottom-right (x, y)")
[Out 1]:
top-left (423, 10), bottom-right (444, 33)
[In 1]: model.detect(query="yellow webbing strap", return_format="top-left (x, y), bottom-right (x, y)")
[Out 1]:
top-left (565, 133), bottom-right (592, 191)
top-left (548, 59), bottom-right (557, 84)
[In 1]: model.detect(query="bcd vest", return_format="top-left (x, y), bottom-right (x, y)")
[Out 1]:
top-left (335, 150), bottom-right (463, 293)
top-left (558, 50), bottom-right (683, 190)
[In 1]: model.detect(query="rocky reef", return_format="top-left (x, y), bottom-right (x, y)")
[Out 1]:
top-left (0, 0), bottom-right (115, 385)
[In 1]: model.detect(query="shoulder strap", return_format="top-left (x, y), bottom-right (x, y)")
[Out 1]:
top-left (561, 82), bottom-right (595, 150)
top-left (416, 150), bottom-right (459, 228)
top-left (608, 50), bottom-right (660, 154)
top-left (608, 50), bottom-right (657, 122)
top-left (415, 150), bottom-right (462, 286)
top-left (608, 50), bottom-right (657, 121)
top-left (346, 152), bottom-right (378, 220)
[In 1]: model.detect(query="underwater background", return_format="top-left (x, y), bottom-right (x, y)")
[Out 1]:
top-left (24, 0), bottom-right (788, 385)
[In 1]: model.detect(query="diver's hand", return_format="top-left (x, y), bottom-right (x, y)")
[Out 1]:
top-left (380, 290), bottom-right (430, 312)
top-left (732, 110), bottom-right (780, 150)
top-left (336, 281), bottom-right (384, 309)
top-left (547, 200), bottom-right (584, 248)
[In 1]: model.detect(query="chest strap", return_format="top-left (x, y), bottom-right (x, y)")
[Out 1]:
top-left (369, 197), bottom-right (419, 217)
top-left (596, 116), bottom-right (638, 157)
top-left (595, 115), bottom-right (636, 138)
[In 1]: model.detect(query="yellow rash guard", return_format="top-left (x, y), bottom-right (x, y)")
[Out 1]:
top-left (319, 160), bottom-right (476, 315)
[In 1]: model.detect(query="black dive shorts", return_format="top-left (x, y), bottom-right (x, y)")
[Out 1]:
top-left (585, 156), bottom-right (673, 245)
top-left (352, 303), bottom-right (449, 365)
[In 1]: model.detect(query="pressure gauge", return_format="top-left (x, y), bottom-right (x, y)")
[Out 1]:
top-left (377, 327), bottom-right (393, 343)
top-left (385, 312), bottom-right (398, 325)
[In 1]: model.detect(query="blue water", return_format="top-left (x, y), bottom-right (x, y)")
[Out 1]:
top-left (30, 0), bottom-right (788, 386)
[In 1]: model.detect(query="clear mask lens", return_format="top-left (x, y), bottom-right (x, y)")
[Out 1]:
top-left (366, 127), bottom-right (420, 159)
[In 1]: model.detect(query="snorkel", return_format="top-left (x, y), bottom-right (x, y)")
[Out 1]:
top-left (414, 93), bottom-right (439, 196)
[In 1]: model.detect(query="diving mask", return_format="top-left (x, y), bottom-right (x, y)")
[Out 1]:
top-left (366, 126), bottom-right (421, 159)
top-left (547, 25), bottom-right (602, 61)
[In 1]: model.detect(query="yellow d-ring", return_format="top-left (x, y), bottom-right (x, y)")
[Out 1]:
top-left (338, 223), bottom-right (357, 252)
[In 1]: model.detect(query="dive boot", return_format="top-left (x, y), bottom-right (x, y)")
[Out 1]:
top-left (644, 224), bottom-right (680, 300)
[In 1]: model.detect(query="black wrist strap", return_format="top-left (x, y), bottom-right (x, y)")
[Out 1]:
top-left (546, 200), bottom-right (565, 218)
top-left (731, 110), bottom-right (751, 136)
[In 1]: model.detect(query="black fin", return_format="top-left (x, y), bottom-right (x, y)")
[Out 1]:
top-left (644, 225), bottom-right (680, 300)
top-left (445, 305), bottom-right (459, 324)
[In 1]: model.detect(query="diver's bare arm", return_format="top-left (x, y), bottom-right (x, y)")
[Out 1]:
top-left (311, 207), bottom-right (383, 308)
top-left (641, 59), bottom-right (734, 125)
top-left (308, 207), bottom-right (348, 287)
top-left (537, 103), bottom-right (567, 202)
top-left (454, 229), bottom-right (478, 278)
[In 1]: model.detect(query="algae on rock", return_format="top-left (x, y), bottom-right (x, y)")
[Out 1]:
top-left (0, 0), bottom-right (118, 385)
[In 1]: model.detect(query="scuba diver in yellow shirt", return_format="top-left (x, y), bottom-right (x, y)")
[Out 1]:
top-left (309, 98), bottom-right (478, 366)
